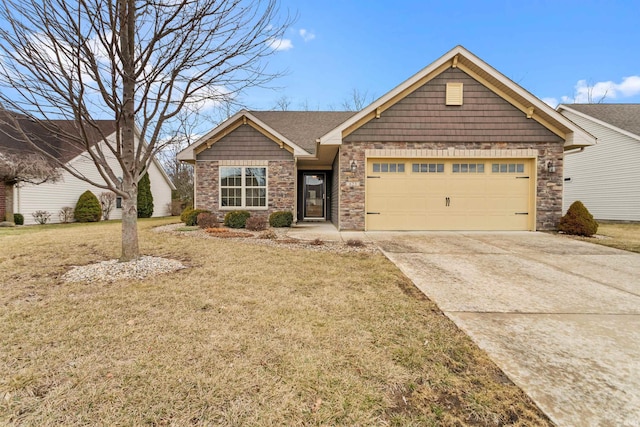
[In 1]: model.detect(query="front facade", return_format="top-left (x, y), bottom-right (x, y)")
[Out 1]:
top-left (559, 104), bottom-right (640, 221)
top-left (180, 46), bottom-right (594, 231)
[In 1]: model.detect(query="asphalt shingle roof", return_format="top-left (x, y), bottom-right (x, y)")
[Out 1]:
top-left (0, 109), bottom-right (117, 164)
top-left (564, 104), bottom-right (640, 138)
top-left (249, 111), bottom-right (356, 155)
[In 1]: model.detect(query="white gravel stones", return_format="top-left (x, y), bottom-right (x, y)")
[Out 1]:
top-left (63, 256), bottom-right (186, 283)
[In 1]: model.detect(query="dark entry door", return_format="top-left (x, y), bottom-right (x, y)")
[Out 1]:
top-left (303, 173), bottom-right (325, 219)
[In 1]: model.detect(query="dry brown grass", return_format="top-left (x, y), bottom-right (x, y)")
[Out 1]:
top-left (0, 218), bottom-right (551, 426)
top-left (590, 222), bottom-right (640, 253)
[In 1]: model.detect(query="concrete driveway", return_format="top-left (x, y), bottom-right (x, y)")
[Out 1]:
top-left (367, 231), bottom-right (640, 427)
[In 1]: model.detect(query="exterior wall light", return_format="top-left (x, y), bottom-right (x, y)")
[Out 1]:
top-left (350, 160), bottom-right (357, 173)
top-left (547, 160), bottom-right (556, 173)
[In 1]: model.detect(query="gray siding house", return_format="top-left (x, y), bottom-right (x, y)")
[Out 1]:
top-left (179, 46), bottom-right (595, 231)
top-left (559, 104), bottom-right (640, 221)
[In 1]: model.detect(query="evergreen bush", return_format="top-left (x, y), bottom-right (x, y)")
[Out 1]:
top-left (13, 213), bottom-right (24, 225)
top-left (74, 191), bottom-right (102, 222)
top-left (137, 172), bottom-right (154, 218)
top-left (269, 211), bottom-right (293, 227)
top-left (180, 207), bottom-right (194, 224)
top-left (558, 200), bottom-right (598, 237)
top-left (224, 210), bottom-right (251, 228)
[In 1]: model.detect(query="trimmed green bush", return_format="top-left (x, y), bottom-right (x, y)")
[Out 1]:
top-left (137, 173), bottom-right (154, 218)
top-left (74, 191), bottom-right (102, 222)
top-left (197, 212), bottom-right (218, 229)
top-left (269, 211), bottom-right (293, 228)
top-left (558, 200), bottom-right (598, 237)
top-left (13, 213), bottom-right (24, 225)
top-left (224, 210), bottom-right (251, 228)
top-left (245, 216), bottom-right (267, 231)
top-left (180, 207), bottom-right (194, 224)
top-left (184, 209), bottom-right (210, 226)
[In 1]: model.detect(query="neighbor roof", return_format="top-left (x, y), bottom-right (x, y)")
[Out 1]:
top-left (249, 111), bottom-right (355, 155)
top-left (0, 109), bottom-right (117, 164)
top-left (559, 104), bottom-right (640, 138)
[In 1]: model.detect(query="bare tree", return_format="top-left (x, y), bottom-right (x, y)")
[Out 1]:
top-left (100, 191), bottom-right (116, 220)
top-left (0, 0), bottom-right (291, 260)
top-left (0, 152), bottom-right (60, 185)
top-left (341, 88), bottom-right (374, 111)
top-left (274, 95), bottom-right (291, 111)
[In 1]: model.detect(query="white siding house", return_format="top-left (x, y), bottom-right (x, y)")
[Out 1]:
top-left (558, 104), bottom-right (640, 221)
top-left (14, 139), bottom-right (174, 225)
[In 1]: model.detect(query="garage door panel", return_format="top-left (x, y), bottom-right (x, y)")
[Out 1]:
top-left (366, 158), bottom-right (534, 231)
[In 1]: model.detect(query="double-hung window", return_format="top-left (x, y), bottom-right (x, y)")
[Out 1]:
top-left (220, 166), bottom-right (267, 208)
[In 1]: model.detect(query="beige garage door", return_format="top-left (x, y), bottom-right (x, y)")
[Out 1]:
top-left (366, 158), bottom-right (535, 231)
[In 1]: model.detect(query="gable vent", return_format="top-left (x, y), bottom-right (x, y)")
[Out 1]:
top-left (446, 82), bottom-right (463, 106)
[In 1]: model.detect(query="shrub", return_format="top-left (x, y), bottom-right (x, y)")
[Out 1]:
top-left (137, 172), bottom-right (154, 218)
top-left (197, 212), bottom-right (218, 229)
top-left (245, 216), bottom-right (267, 231)
top-left (184, 209), bottom-right (210, 226)
top-left (13, 213), bottom-right (24, 225)
top-left (59, 206), bottom-right (74, 223)
top-left (74, 191), bottom-right (102, 222)
top-left (224, 210), bottom-right (251, 228)
top-left (558, 200), bottom-right (598, 237)
top-left (258, 229), bottom-right (277, 240)
top-left (180, 207), bottom-right (194, 223)
top-left (310, 238), bottom-right (324, 246)
top-left (269, 211), bottom-right (293, 228)
top-left (346, 239), bottom-right (365, 247)
top-left (32, 210), bottom-right (51, 225)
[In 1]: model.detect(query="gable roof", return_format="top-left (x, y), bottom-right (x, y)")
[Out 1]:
top-left (0, 109), bottom-right (117, 163)
top-left (179, 110), bottom-right (355, 161)
top-left (558, 104), bottom-right (640, 139)
top-left (319, 45), bottom-right (596, 150)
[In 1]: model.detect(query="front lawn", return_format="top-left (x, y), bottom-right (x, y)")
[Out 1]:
top-left (0, 218), bottom-right (550, 425)
top-left (592, 222), bottom-right (640, 253)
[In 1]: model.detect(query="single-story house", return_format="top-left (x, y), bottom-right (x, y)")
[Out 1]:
top-left (558, 104), bottom-right (640, 221)
top-left (178, 45), bottom-right (595, 231)
top-left (0, 112), bottom-right (175, 225)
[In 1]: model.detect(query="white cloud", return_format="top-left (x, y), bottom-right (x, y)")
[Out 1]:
top-left (266, 37), bottom-right (293, 51)
top-left (299, 29), bottom-right (316, 42)
top-left (562, 75), bottom-right (640, 103)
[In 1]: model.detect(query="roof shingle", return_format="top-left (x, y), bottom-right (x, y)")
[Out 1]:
top-left (563, 104), bottom-right (640, 138)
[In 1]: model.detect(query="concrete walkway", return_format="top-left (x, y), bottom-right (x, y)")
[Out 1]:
top-left (366, 231), bottom-right (640, 427)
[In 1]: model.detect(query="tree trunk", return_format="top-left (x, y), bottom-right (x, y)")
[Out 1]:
top-left (120, 180), bottom-right (139, 261)
top-left (118, 0), bottom-right (139, 262)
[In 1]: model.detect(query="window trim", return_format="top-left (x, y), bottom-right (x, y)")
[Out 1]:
top-left (219, 166), bottom-right (268, 210)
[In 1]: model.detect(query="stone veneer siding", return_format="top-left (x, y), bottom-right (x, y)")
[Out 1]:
top-left (338, 141), bottom-right (563, 231)
top-left (195, 160), bottom-right (295, 222)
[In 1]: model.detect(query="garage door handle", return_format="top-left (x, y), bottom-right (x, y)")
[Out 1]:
top-left (515, 212), bottom-right (529, 215)
top-left (445, 197), bottom-right (450, 207)
top-left (516, 176), bottom-right (530, 179)
top-left (367, 176), bottom-right (381, 179)
top-left (366, 212), bottom-right (381, 215)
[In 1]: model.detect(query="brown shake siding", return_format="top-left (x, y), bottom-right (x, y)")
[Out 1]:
top-left (197, 124), bottom-right (293, 160)
top-left (343, 68), bottom-right (563, 144)
top-left (338, 68), bottom-right (565, 231)
top-left (195, 124), bottom-right (295, 221)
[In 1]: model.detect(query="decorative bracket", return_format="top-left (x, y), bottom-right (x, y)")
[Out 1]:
top-left (526, 107), bottom-right (535, 119)
top-left (452, 55), bottom-right (459, 68)
top-left (375, 107), bottom-right (381, 119)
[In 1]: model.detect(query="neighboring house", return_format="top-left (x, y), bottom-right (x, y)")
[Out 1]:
top-left (0, 113), bottom-right (175, 225)
top-left (558, 104), bottom-right (640, 221)
top-left (178, 46), bottom-right (595, 231)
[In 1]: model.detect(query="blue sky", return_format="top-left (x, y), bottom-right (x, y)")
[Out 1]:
top-left (242, 0), bottom-right (640, 111)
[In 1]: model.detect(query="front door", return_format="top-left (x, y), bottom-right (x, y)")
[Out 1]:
top-left (303, 173), bottom-right (325, 219)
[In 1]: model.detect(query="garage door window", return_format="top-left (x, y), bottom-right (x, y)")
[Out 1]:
top-left (492, 163), bottom-right (524, 173)
top-left (412, 163), bottom-right (444, 173)
top-left (373, 162), bottom-right (405, 173)
top-left (452, 163), bottom-right (485, 173)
